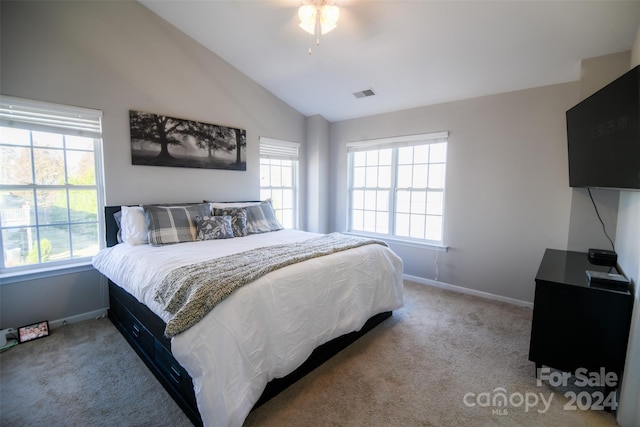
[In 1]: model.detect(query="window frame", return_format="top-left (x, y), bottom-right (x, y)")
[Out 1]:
top-left (347, 132), bottom-right (448, 248)
top-left (259, 137), bottom-right (300, 229)
top-left (0, 95), bottom-right (105, 278)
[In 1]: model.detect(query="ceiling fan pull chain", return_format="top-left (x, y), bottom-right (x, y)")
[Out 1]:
top-left (316, 9), bottom-right (321, 46)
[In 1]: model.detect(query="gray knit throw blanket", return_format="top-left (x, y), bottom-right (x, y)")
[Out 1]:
top-left (155, 233), bottom-right (387, 337)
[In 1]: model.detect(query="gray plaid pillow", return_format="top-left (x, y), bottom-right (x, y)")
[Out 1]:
top-left (195, 215), bottom-right (234, 240)
top-left (245, 200), bottom-right (283, 234)
top-left (143, 204), bottom-right (210, 246)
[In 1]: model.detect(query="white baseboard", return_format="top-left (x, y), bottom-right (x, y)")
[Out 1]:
top-left (403, 274), bottom-right (533, 309)
top-left (49, 308), bottom-right (108, 330)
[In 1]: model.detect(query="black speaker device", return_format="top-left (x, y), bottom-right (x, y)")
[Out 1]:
top-left (586, 270), bottom-right (630, 288)
top-left (588, 248), bottom-right (617, 267)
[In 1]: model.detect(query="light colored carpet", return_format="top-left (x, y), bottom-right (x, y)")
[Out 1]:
top-left (0, 314), bottom-right (192, 427)
top-left (1, 281), bottom-right (619, 426)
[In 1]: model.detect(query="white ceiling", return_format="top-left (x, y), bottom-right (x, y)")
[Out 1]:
top-left (139, 0), bottom-right (640, 122)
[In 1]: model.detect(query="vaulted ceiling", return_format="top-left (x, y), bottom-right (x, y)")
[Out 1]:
top-left (140, 0), bottom-right (640, 122)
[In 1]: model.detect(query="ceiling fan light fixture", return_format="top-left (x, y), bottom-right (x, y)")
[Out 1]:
top-left (298, 1), bottom-right (339, 36)
top-left (298, 5), bottom-right (317, 35)
top-left (319, 5), bottom-right (339, 35)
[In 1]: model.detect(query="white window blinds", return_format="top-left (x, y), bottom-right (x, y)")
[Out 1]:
top-left (259, 137), bottom-right (300, 160)
top-left (0, 95), bottom-right (102, 138)
top-left (346, 131), bottom-right (448, 152)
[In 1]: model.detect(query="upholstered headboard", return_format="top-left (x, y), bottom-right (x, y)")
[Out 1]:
top-left (104, 205), bottom-right (123, 248)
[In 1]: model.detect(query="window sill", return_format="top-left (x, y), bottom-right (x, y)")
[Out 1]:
top-left (343, 231), bottom-right (448, 252)
top-left (0, 261), bottom-right (96, 285)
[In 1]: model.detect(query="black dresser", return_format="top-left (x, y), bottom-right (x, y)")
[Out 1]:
top-left (529, 249), bottom-right (633, 385)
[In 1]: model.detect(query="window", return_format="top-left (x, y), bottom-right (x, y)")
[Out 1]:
top-left (0, 96), bottom-right (104, 275)
top-left (347, 132), bottom-right (447, 245)
top-left (259, 137), bottom-right (299, 229)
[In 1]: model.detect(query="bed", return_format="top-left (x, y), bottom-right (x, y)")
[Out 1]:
top-left (92, 201), bottom-right (404, 427)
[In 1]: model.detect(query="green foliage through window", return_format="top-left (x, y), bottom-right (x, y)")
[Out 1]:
top-left (0, 96), bottom-right (103, 273)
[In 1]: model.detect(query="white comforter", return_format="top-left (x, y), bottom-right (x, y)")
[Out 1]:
top-left (92, 229), bottom-right (403, 427)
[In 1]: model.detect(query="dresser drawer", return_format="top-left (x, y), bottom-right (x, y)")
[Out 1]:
top-left (111, 299), bottom-right (155, 358)
top-left (154, 340), bottom-right (197, 407)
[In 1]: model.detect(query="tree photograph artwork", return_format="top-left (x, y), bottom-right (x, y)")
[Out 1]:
top-left (129, 110), bottom-right (246, 171)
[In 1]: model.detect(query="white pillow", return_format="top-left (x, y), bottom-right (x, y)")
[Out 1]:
top-left (120, 206), bottom-right (148, 245)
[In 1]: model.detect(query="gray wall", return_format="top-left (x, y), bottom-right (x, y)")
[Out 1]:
top-left (305, 115), bottom-right (330, 233)
top-left (0, 268), bottom-right (108, 329)
top-left (0, 0), bottom-right (305, 328)
top-left (330, 83), bottom-right (578, 303)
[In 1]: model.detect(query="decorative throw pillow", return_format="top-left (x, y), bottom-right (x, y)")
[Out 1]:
top-left (213, 207), bottom-right (248, 237)
top-left (245, 199), bottom-right (283, 234)
top-left (143, 203), bottom-right (210, 246)
top-left (120, 206), bottom-right (149, 245)
top-left (195, 215), bottom-right (234, 240)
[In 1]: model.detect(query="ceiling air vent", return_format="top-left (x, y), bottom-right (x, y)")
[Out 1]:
top-left (353, 89), bottom-right (376, 99)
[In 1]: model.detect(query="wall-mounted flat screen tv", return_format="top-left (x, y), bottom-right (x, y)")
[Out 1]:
top-left (566, 65), bottom-right (640, 191)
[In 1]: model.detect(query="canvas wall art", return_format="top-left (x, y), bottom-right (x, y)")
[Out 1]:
top-left (129, 110), bottom-right (246, 171)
